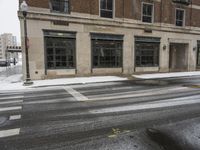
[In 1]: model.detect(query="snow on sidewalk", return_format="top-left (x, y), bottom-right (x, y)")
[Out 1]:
top-left (133, 71), bottom-right (200, 79)
top-left (0, 76), bottom-right (127, 91)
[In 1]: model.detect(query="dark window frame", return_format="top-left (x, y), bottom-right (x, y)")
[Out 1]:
top-left (44, 31), bottom-right (76, 70)
top-left (100, 0), bottom-right (114, 18)
top-left (91, 34), bottom-right (123, 68)
top-left (197, 41), bottom-right (200, 67)
top-left (175, 8), bottom-right (185, 27)
top-left (135, 37), bottom-right (160, 67)
top-left (50, 0), bottom-right (70, 14)
top-left (142, 2), bottom-right (154, 23)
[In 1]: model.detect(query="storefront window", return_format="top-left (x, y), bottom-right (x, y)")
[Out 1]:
top-left (44, 31), bottom-right (76, 69)
top-left (92, 34), bottom-right (123, 68)
top-left (135, 37), bottom-right (160, 67)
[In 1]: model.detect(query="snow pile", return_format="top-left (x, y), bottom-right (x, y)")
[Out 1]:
top-left (0, 76), bottom-right (127, 91)
top-left (133, 71), bottom-right (200, 79)
top-left (0, 67), bottom-right (7, 73)
top-left (32, 76), bottom-right (127, 87)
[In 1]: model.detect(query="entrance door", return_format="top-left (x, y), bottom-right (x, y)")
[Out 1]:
top-left (169, 43), bottom-right (188, 72)
top-left (197, 43), bottom-right (200, 68)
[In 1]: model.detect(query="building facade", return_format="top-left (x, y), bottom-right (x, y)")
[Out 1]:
top-left (0, 33), bottom-right (18, 61)
top-left (18, 0), bottom-right (200, 80)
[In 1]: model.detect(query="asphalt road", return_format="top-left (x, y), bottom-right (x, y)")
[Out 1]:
top-left (0, 76), bottom-right (200, 150)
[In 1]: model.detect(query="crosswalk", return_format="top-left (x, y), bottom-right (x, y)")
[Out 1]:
top-left (0, 92), bottom-right (24, 138)
top-left (0, 80), bottom-right (200, 149)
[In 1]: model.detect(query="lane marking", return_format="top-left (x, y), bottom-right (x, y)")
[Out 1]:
top-left (0, 106), bottom-right (22, 112)
top-left (0, 128), bottom-right (20, 138)
top-left (0, 100), bottom-right (23, 105)
top-left (9, 115), bottom-right (21, 121)
top-left (88, 87), bottom-right (188, 101)
top-left (0, 96), bottom-right (23, 101)
top-left (63, 86), bottom-right (89, 101)
top-left (24, 98), bottom-right (75, 105)
top-left (90, 95), bottom-right (200, 114)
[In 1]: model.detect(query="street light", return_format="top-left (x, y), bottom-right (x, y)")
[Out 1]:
top-left (20, 1), bottom-right (33, 85)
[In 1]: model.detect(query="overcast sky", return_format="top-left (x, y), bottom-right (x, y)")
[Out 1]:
top-left (0, 0), bottom-right (20, 44)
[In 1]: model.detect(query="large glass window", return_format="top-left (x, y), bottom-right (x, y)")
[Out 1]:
top-left (135, 37), bottom-right (160, 67)
top-left (176, 9), bottom-right (185, 27)
top-left (92, 36), bottom-right (122, 68)
top-left (100, 0), bottom-right (113, 18)
top-left (50, 0), bottom-right (70, 13)
top-left (197, 42), bottom-right (200, 67)
top-left (142, 3), bottom-right (153, 23)
top-left (45, 37), bottom-right (75, 69)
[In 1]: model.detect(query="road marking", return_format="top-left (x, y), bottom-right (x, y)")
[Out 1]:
top-left (9, 115), bottom-right (21, 121)
top-left (88, 87), bottom-right (188, 101)
top-left (0, 106), bottom-right (22, 112)
top-left (0, 128), bottom-right (20, 138)
top-left (90, 95), bottom-right (200, 114)
top-left (0, 100), bottom-right (23, 105)
top-left (0, 96), bottom-right (23, 100)
top-left (24, 98), bottom-right (75, 105)
top-left (63, 86), bottom-right (89, 101)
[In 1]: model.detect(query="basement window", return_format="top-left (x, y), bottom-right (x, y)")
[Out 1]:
top-left (100, 0), bottom-right (113, 18)
top-left (142, 3), bottom-right (154, 23)
top-left (176, 9), bottom-right (185, 27)
top-left (50, 0), bottom-right (70, 14)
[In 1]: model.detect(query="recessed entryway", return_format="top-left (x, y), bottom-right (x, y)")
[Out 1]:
top-left (169, 43), bottom-right (189, 72)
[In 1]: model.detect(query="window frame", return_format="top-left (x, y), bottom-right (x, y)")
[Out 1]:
top-left (43, 31), bottom-right (76, 72)
top-left (141, 2), bottom-right (154, 23)
top-left (99, 0), bottom-right (115, 19)
top-left (135, 37), bottom-right (160, 67)
top-left (50, 0), bottom-right (70, 14)
top-left (175, 8), bottom-right (185, 27)
top-left (91, 35), bottom-right (123, 68)
top-left (197, 41), bottom-right (200, 67)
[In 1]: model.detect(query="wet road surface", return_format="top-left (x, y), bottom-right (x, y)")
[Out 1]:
top-left (0, 76), bottom-right (200, 149)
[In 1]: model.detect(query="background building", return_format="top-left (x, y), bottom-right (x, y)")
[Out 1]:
top-left (0, 33), bottom-right (18, 63)
top-left (18, 0), bottom-right (200, 80)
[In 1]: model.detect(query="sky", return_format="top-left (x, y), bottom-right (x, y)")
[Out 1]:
top-left (0, 0), bottom-right (20, 44)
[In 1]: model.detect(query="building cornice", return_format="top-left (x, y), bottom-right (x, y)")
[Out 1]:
top-left (18, 10), bottom-right (200, 36)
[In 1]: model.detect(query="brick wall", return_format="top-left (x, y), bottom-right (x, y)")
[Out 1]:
top-left (19, 0), bottom-right (200, 27)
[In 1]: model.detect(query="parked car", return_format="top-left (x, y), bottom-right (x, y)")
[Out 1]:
top-left (0, 60), bottom-right (10, 67)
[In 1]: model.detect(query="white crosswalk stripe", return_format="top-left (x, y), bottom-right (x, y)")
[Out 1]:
top-left (90, 95), bottom-right (200, 114)
top-left (0, 128), bottom-right (20, 138)
top-left (63, 86), bottom-right (89, 101)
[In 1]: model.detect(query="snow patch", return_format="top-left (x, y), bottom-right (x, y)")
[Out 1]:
top-left (0, 76), bottom-right (127, 91)
top-left (133, 71), bottom-right (200, 79)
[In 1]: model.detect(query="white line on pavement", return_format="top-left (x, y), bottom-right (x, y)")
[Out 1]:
top-left (0, 96), bottom-right (23, 100)
top-left (88, 87), bottom-right (188, 101)
top-left (0, 100), bottom-right (23, 105)
top-left (0, 106), bottom-right (22, 112)
top-left (90, 95), bottom-right (200, 114)
top-left (0, 128), bottom-right (20, 138)
top-left (63, 86), bottom-right (89, 101)
top-left (9, 115), bottom-right (21, 121)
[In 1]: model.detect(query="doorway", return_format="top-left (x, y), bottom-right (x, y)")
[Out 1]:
top-left (169, 43), bottom-right (188, 72)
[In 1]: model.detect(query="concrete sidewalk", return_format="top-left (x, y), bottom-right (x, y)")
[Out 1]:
top-left (133, 71), bottom-right (200, 79)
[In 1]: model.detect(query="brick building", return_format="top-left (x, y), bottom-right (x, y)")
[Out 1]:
top-left (18, 0), bottom-right (200, 80)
